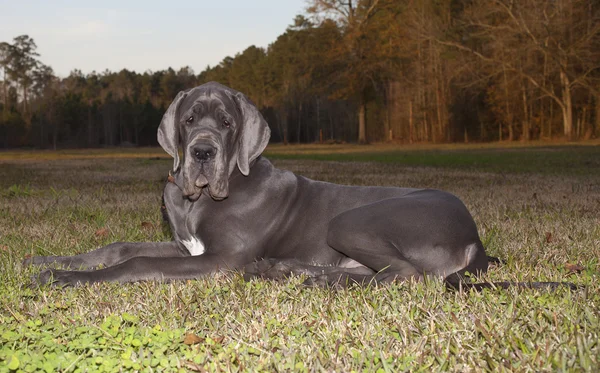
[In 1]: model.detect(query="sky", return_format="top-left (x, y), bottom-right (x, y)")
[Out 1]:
top-left (0, 0), bottom-right (308, 77)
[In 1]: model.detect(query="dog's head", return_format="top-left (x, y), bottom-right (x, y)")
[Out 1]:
top-left (158, 82), bottom-right (270, 201)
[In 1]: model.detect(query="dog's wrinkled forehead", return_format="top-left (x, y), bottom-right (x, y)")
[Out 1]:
top-left (178, 84), bottom-right (240, 121)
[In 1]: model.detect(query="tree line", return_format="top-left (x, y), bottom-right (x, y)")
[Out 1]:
top-left (1, 0), bottom-right (599, 149)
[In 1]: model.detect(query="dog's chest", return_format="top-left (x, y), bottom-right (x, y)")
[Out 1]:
top-left (163, 185), bottom-right (208, 256)
top-left (178, 210), bottom-right (208, 256)
top-left (180, 235), bottom-right (205, 256)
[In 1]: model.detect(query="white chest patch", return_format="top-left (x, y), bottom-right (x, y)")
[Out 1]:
top-left (180, 236), bottom-right (206, 256)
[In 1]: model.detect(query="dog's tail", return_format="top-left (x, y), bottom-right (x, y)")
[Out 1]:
top-left (444, 255), bottom-right (580, 291)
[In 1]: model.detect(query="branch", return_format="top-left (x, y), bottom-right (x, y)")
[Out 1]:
top-left (494, 0), bottom-right (540, 47)
top-left (431, 38), bottom-right (565, 109)
top-left (362, 0), bottom-right (380, 22)
top-left (570, 70), bottom-right (600, 96)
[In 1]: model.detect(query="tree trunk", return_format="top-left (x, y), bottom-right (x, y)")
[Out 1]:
top-left (328, 105), bottom-right (334, 141)
top-left (541, 37), bottom-right (548, 139)
top-left (595, 94), bottom-right (600, 139)
top-left (424, 112), bottom-right (429, 142)
top-left (540, 99), bottom-right (546, 139)
top-left (134, 116), bottom-right (139, 145)
top-left (275, 109), bottom-right (283, 144)
top-left (435, 75), bottom-right (442, 143)
top-left (358, 97), bottom-right (367, 144)
top-left (502, 66), bottom-right (512, 141)
top-left (387, 81), bottom-right (402, 141)
top-left (52, 123), bottom-right (57, 151)
top-left (22, 84), bottom-right (27, 114)
top-left (1, 69), bottom-right (7, 117)
top-left (316, 97), bottom-right (321, 142)
top-left (409, 99), bottom-right (414, 144)
top-left (296, 103), bottom-right (302, 144)
top-left (384, 82), bottom-right (390, 141)
top-left (499, 118), bottom-right (502, 142)
top-left (282, 108), bottom-right (288, 145)
top-left (522, 83), bottom-right (530, 141)
top-left (583, 91), bottom-right (593, 140)
top-left (549, 94), bottom-right (554, 139)
top-left (118, 103), bottom-right (123, 144)
top-left (305, 101), bottom-right (310, 142)
top-left (87, 105), bottom-right (93, 147)
top-left (560, 68), bottom-right (574, 140)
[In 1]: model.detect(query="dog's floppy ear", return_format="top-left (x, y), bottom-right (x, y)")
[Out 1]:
top-left (157, 91), bottom-right (187, 172)
top-left (234, 92), bottom-right (271, 176)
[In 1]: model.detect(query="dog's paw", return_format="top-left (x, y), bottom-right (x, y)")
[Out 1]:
top-left (244, 260), bottom-right (294, 281)
top-left (35, 269), bottom-right (89, 287)
top-left (302, 274), bottom-right (345, 289)
top-left (244, 258), bottom-right (277, 272)
top-left (243, 258), bottom-right (280, 281)
top-left (23, 256), bottom-right (53, 267)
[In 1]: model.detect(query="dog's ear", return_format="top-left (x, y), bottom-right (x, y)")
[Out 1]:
top-left (157, 91), bottom-right (187, 172)
top-left (233, 92), bottom-right (271, 176)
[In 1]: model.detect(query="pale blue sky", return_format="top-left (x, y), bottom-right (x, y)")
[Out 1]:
top-left (0, 0), bottom-right (308, 77)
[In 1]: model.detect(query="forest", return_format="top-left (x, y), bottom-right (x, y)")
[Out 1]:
top-left (1, 0), bottom-right (599, 148)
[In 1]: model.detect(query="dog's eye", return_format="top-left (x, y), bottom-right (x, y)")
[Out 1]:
top-left (186, 116), bottom-right (194, 124)
top-left (223, 119), bottom-right (231, 128)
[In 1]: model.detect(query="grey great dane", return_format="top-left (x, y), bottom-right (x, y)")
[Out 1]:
top-left (26, 82), bottom-right (497, 288)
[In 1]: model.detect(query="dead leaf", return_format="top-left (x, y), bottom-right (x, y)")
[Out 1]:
top-left (0, 245), bottom-right (9, 252)
top-left (95, 228), bottom-right (109, 237)
top-left (213, 336), bottom-right (224, 344)
top-left (183, 361), bottom-right (204, 372)
top-left (545, 232), bottom-right (553, 243)
top-left (565, 263), bottom-right (584, 274)
top-left (167, 174), bottom-right (175, 183)
top-left (183, 333), bottom-right (204, 345)
top-left (141, 221), bottom-right (153, 229)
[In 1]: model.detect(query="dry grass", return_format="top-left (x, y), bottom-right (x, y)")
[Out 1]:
top-left (0, 145), bottom-right (599, 372)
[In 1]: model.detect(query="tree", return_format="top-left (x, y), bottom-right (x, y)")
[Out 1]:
top-left (3, 35), bottom-right (40, 117)
top-left (228, 46), bottom-right (268, 107)
top-left (308, 0), bottom-right (393, 143)
top-left (3, 2), bottom-right (599, 149)
top-left (0, 42), bottom-right (10, 118)
top-left (30, 64), bottom-right (58, 148)
top-left (434, 0), bottom-right (600, 140)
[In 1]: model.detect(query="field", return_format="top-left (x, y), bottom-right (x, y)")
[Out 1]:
top-left (1, 143), bottom-right (599, 372)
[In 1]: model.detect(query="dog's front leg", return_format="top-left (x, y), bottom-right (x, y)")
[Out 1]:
top-left (36, 254), bottom-right (244, 286)
top-left (24, 241), bottom-right (183, 269)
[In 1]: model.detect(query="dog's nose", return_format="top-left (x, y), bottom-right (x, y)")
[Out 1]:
top-left (192, 145), bottom-right (216, 161)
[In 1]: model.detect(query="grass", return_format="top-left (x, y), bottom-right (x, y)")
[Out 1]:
top-left (264, 141), bottom-right (600, 175)
top-left (0, 143), bottom-right (599, 372)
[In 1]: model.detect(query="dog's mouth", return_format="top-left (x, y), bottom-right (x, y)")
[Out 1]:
top-left (182, 173), bottom-right (208, 202)
top-left (184, 175), bottom-right (208, 202)
top-left (173, 169), bottom-right (228, 202)
top-left (187, 184), bottom-right (227, 202)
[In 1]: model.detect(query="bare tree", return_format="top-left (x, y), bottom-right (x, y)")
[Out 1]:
top-left (433, 0), bottom-right (600, 140)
